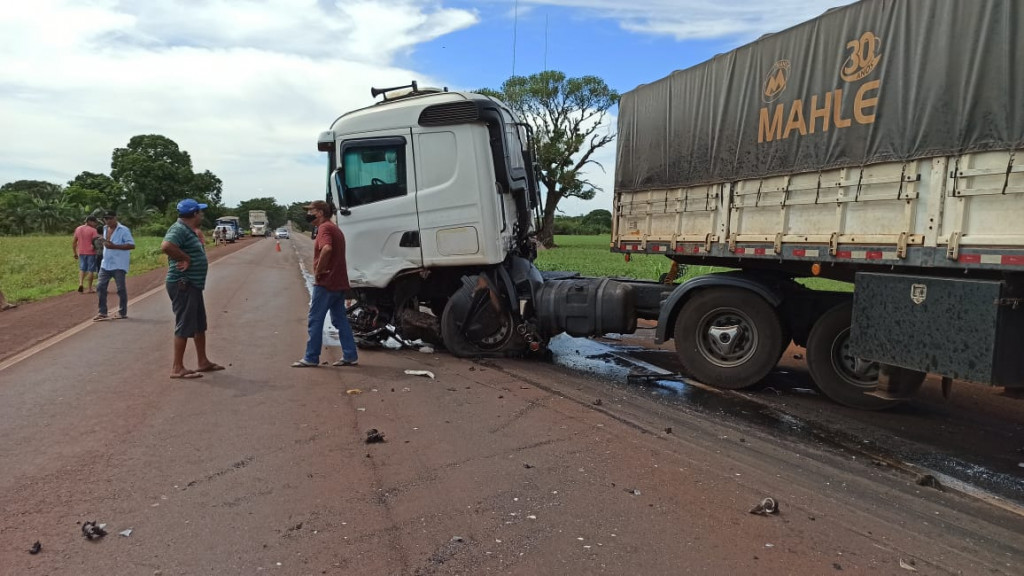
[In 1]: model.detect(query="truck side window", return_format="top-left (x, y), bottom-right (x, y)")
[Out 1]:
top-left (340, 142), bottom-right (407, 207)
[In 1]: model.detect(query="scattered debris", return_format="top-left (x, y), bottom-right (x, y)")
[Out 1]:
top-left (365, 429), bottom-right (386, 444)
top-left (81, 521), bottom-right (108, 540)
top-left (404, 369), bottom-right (435, 379)
top-left (625, 488), bottom-right (641, 496)
top-left (346, 389), bottom-right (362, 395)
top-left (523, 463), bottom-right (534, 469)
top-left (527, 515), bottom-right (537, 520)
top-left (792, 353), bottom-right (804, 360)
top-left (915, 474), bottom-right (943, 490)
top-left (446, 387), bottom-right (458, 392)
top-left (419, 346), bottom-right (435, 354)
top-left (119, 529), bottom-right (133, 537)
top-left (592, 398), bottom-right (603, 406)
top-left (451, 536), bottom-right (464, 543)
top-left (664, 427), bottom-right (673, 434)
top-left (899, 558), bottom-right (918, 571)
top-left (833, 563), bottom-right (842, 571)
top-left (749, 497), bottom-right (780, 515)
top-left (792, 387), bottom-right (816, 395)
top-left (29, 541), bottom-right (41, 554)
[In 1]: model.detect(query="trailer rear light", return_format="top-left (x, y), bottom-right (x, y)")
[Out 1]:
top-left (624, 253), bottom-right (631, 262)
top-left (811, 263), bottom-right (821, 276)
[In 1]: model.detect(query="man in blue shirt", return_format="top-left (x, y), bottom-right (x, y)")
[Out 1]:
top-left (161, 199), bottom-right (224, 379)
top-left (93, 211), bottom-right (135, 321)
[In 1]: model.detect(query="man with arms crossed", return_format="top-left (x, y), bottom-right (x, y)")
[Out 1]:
top-left (292, 200), bottom-right (359, 368)
top-left (160, 199), bottom-right (225, 379)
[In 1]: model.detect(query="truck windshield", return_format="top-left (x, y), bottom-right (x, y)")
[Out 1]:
top-left (339, 140), bottom-right (407, 207)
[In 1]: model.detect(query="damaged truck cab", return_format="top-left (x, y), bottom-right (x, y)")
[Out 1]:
top-left (317, 82), bottom-right (640, 357)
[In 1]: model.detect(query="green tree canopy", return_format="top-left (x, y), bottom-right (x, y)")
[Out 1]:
top-left (111, 135), bottom-right (196, 213)
top-left (236, 197), bottom-right (286, 229)
top-left (479, 71), bottom-right (619, 247)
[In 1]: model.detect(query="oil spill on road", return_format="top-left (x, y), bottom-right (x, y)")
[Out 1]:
top-left (549, 334), bottom-right (1024, 509)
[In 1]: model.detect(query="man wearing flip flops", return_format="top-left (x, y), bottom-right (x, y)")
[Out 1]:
top-left (160, 198), bottom-right (225, 379)
top-left (292, 200), bottom-right (359, 369)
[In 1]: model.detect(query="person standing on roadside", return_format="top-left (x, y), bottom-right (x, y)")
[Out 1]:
top-left (72, 215), bottom-right (100, 293)
top-left (292, 200), bottom-right (358, 368)
top-left (93, 211), bottom-right (135, 321)
top-left (161, 198), bottom-right (225, 379)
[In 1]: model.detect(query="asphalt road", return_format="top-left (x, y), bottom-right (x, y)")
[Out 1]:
top-left (2, 236), bottom-right (1023, 575)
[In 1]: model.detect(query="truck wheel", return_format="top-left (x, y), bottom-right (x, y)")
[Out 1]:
top-left (805, 303), bottom-right (924, 410)
top-left (674, 288), bottom-right (783, 390)
top-left (441, 275), bottom-right (524, 358)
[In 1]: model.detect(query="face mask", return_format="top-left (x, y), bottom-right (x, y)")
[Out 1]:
top-left (304, 213), bottom-right (317, 223)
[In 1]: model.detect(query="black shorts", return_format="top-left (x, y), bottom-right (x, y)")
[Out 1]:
top-left (166, 280), bottom-right (207, 338)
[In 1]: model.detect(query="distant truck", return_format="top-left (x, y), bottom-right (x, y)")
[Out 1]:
top-left (249, 210), bottom-right (269, 237)
top-left (317, 0), bottom-right (1024, 410)
top-left (215, 216), bottom-right (241, 243)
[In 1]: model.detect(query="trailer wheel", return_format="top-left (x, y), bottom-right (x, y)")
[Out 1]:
top-left (674, 288), bottom-right (783, 390)
top-left (441, 275), bottom-right (524, 358)
top-left (805, 302), bottom-right (924, 410)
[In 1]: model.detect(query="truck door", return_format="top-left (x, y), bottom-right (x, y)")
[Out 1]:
top-left (333, 130), bottom-right (421, 288)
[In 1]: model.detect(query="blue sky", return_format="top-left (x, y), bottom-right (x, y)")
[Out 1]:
top-left (0, 0), bottom-right (852, 215)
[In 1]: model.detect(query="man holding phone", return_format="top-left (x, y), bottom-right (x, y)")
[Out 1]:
top-left (93, 211), bottom-right (135, 321)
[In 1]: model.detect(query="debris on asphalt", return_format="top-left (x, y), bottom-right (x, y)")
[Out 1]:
top-left (451, 536), bottom-right (464, 543)
top-left (792, 387), bottom-right (816, 395)
top-left (419, 346), bottom-right (435, 354)
top-left (523, 463), bottom-right (534, 469)
top-left (749, 497), bottom-right (780, 515)
top-left (793, 353), bottom-right (804, 360)
top-left (365, 429), bottom-right (386, 443)
top-left (664, 427), bottom-right (673, 434)
top-left (346, 389), bottom-right (362, 395)
top-left (915, 474), bottom-right (943, 490)
top-left (404, 369), bottom-right (435, 379)
top-left (625, 488), bottom-right (641, 496)
top-left (81, 521), bottom-right (108, 540)
top-left (119, 529), bottom-right (133, 537)
top-left (899, 558), bottom-right (918, 571)
top-left (592, 398), bottom-right (603, 406)
top-left (29, 541), bottom-right (41, 554)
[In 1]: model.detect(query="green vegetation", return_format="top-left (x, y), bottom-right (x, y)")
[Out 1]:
top-left (535, 235), bottom-right (852, 292)
top-left (0, 236), bottom-right (171, 302)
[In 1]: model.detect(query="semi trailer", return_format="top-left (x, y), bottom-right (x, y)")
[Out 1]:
top-left (319, 0), bottom-right (1024, 409)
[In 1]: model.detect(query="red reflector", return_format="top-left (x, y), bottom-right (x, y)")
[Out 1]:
top-left (958, 254), bottom-right (981, 264)
top-left (1003, 255), bottom-right (1024, 266)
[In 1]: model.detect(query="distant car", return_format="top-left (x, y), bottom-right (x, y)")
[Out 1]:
top-left (275, 228), bottom-right (290, 239)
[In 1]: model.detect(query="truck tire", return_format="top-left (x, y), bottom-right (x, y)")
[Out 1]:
top-left (805, 302), bottom-right (924, 410)
top-left (441, 275), bottom-right (524, 358)
top-left (673, 288), bottom-right (783, 390)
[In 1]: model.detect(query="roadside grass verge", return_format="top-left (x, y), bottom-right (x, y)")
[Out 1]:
top-left (535, 235), bottom-right (852, 292)
top-left (0, 236), bottom-right (170, 303)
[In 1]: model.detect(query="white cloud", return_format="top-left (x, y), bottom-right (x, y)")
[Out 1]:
top-left (519, 0), bottom-right (854, 41)
top-left (0, 0), bottom-right (476, 206)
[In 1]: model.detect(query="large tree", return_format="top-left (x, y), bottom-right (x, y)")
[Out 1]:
top-left (66, 171), bottom-right (123, 213)
top-left (236, 197), bottom-right (286, 229)
top-left (480, 71), bottom-right (619, 247)
top-left (110, 135), bottom-right (196, 213)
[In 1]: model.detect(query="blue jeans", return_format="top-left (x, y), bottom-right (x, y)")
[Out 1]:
top-left (303, 286), bottom-right (358, 364)
top-left (97, 268), bottom-right (127, 317)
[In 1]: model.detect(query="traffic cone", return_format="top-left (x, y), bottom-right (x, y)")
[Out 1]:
top-left (276, 241), bottom-right (281, 252)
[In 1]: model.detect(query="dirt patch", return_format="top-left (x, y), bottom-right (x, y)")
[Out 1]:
top-left (0, 238), bottom-right (254, 364)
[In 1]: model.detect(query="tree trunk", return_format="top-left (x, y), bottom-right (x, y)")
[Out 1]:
top-left (537, 185), bottom-right (560, 248)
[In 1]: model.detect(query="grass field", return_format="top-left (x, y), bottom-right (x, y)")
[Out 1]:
top-left (1, 234), bottom-right (850, 304)
top-left (0, 236), bottom-right (171, 303)
top-left (535, 235), bottom-right (852, 291)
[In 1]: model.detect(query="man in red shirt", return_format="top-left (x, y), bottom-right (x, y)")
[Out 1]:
top-left (72, 215), bottom-right (101, 293)
top-left (292, 200), bottom-right (359, 368)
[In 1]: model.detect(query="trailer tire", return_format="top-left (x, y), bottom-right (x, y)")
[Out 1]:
top-left (674, 288), bottom-right (783, 390)
top-left (441, 275), bottom-right (524, 358)
top-left (805, 302), bottom-right (924, 410)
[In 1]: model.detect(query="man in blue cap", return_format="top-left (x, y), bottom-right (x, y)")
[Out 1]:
top-left (160, 198), bottom-right (224, 379)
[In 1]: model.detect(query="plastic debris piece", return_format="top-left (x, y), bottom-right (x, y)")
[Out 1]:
top-left (625, 488), bottom-right (641, 496)
top-left (792, 353), bottom-right (804, 360)
top-left (592, 398), bottom-right (603, 406)
top-left (29, 541), bottom-right (41, 554)
top-left (81, 521), bottom-right (108, 540)
top-left (419, 346), bottom-right (435, 354)
top-left (899, 558), bottom-right (918, 571)
top-left (451, 536), bottom-right (464, 543)
top-left (357, 407), bottom-right (366, 412)
top-left (346, 389), bottom-right (363, 395)
top-left (119, 529), bottom-right (133, 537)
top-left (404, 369), bottom-right (435, 379)
top-left (915, 474), bottom-right (943, 490)
top-left (749, 497), bottom-right (780, 515)
top-left (365, 429), bottom-right (386, 444)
